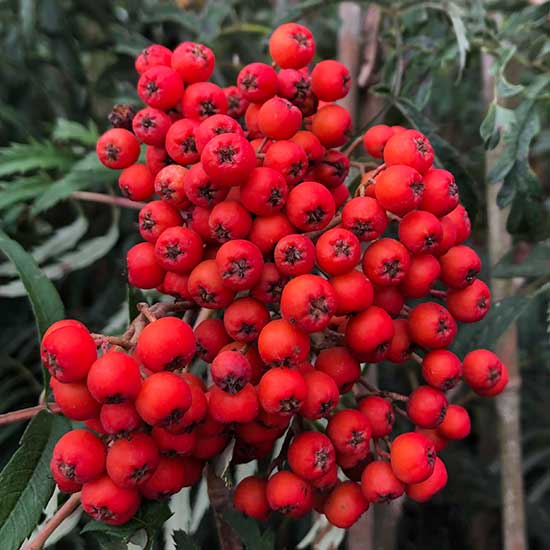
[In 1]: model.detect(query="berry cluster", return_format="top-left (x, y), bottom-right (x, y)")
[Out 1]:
top-left (45, 22), bottom-right (507, 529)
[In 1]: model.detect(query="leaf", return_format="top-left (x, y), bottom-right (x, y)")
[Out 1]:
top-left (144, 6), bottom-right (198, 34)
top-left (32, 152), bottom-right (118, 214)
top-left (222, 510), bottom-right (274, 550)
top-left (493, 243), bottom-right (550, 278)
top-left (0, 141), bottom-right (75, 177)
top-left (494, 46), bottom-right (524, 99)
top-left (213, 438), bottom-right (235, 483)
top-left (0, 177), bottom-right (49, 211)
top-left (0, 228), bottom-right (65, 338)
top-left (0, 411), bottom-right (70, 550)
top-left (173, 530), bottom-right (201, 550)
top-left (444, 2), bottom-right (470, 77)
top-left (479, 103), bottom-right (515, 151)
top-left (392, 97), bottom-right (478, 218)
top-left (82, 500), bottom-right (172, 549)
top-left (52, 119), bottom-right (98, 147)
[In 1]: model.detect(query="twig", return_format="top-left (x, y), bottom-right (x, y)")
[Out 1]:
top-left (0, 403), bottom-right (60, 426)
top-left (357, 379), bottom-right (408, 402)
top-left (24, 492), bottom-right (81, 550)
top-left (255, 136), bottom-right (269, 154)
top-left (374, 439), bottom-right (391, 460)
top-left (91, 334), bottom-right (131, 350)
top-left (343, 135), bottom-right (364, 157)
top-left (71, 191), bottom-right (145, 210)
top-left (430, 289), bottom-right (447, 299)
top-left (411, 352), bottom-right (423, 365)
top-left (138, 303), bottom-right (157, 323)
top-left (268, 420), bottom-right (299, 476)
top-left (356, 163), bottom-right (386, 197)
top-left (394, 406), bottom-right (409, 419)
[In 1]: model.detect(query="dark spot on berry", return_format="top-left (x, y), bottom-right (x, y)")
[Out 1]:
top-left (279, 396), bottom-right (301, 413)
top-left (383, 260), bottom-right (402, 279)
top-left (349, 430), bottom-right (365, 448)
top-left (165, 355), bottom-right (185, 371)
top-left (146, 80), bottom-right (159, 96)
top-left (213, 224), bottom-right (231, 242)
top-left (160, 408), bottom-right (184, 428)
top-left (220, 373), bottom-right (246, 394)
top-left (165, 243), bottom-right (183, 260)
top-left (414, 137), bottom-right (430, 156)
top-left (90, 506), bottom-right (116, 521)
top-left (140, 211), bottom-right (156, 231)
top-left (159, 181), bottom-right (176, 200)
top-left (130, 463), bottom-right (154, 482)
top-left (199, 100), bottom-right (219, 117)
top-left (411, 180), bottom-right (424, 197)
top-left (198, 286), bottom-right (217, 304)
top-left (314, 448), bottom-right (330, 470)
top-left (217, 145), bottom-right (237, 164)
top-left (181, 136), bottom-right (197, 154)
top-left (352, 220), bottom-right (373, 237)
top-left (58, 462), bottom-right (76, 480)
top-left (465, 268), bottom-right (478, 283)
top-left (306, 205), bottom-right (326, 225)
top-left (240, 73), bottom-right (258, 92)
top-left (333, 239), bottom-right (352, 257)
top-left (105, 143), bottom-right (120, 162)
top-left (223, 258), bottom-right (250, 280)
top-left (284, 245), bottom-right (303, 265)
top-left (308, 296), bottom-right (330, 320)
top-left (268, 187), bottom-right (284, 207)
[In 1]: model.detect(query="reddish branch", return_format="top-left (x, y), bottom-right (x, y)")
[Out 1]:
top-left (357, 379), bottom-right (408, 402)
top-left (0, 403), bottom-right (60, 426)
top-left (71, 191), bottom-right (145, 210)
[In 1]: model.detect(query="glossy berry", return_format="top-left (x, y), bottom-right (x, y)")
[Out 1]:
top-left (193, 318), bottom-right (231, 362)
top-left (324, 481), bottom-right (368, 528)
top-left (358, 396), bottom-right (395, 438)
top-left (383, 129), bottom-right (434, 175)
top-left (224, 85), bottom-right (249, 118)
top-left (208, 383), bottom-right (259, 424)
top-left (327, 409), bottom-right (372, 456)
top-left (100, 402), bottom-right (142, 435)
top-left (400, 253), bottom-right (441, 298)
top-left (240, 167), bottom-right (288, 216)
top-left (135, 372), bottom-right (192, 431)
top-left (216, 239), bottom-right (264, 291)
top-left (234, 476), bottom-right (270, 521)
top-left (118, 164), bottom-right (155, 201)
top-left (280, 274), bottom-right (337, 333)
top-left (51, 378), bottom-right (100, 421)
top-left (172, 41), bottom-right (215, 83)
top-left (311, 60), bottom-right (350, 101)
top-left (237, 62), bottom-right (278, 103)
top-left (286, 181), bottom-right (336, 232)
top-left (81, 475), bottom-right (140, 525)
top-left (312, 104), bottom-right (352, 147)
top-left (135, 44), bottom-right (172, 75)
top-left (439, 245), bottom-right (481, 289)
top-left (375, 165), bottom-right (424, 216)
top-left (407, 302), bottom-right (457, 349)
top-left (446, 279), bottom-right (491, 323)
top-left (345, 305), bottom-right (394, 360)
top-left (136, 317), bottom-right (196, 372)
top-left (363, 125), bottom-right (395, 158)
top-left (127, 242), bottom-right (165, 289)
top-left (51, 429), bottom-right (106, 484)
top-left (263, 140), bottom-right (308, 186)
top-left (266, 471), bottom-right (313, 518)
top-left (182, 82), bottom-right (228, 120)
top-left (87, 351), bottom-right (142, 404)
top-left (106, 432), bottom-right (160, 488)
top-left (132, 107), bottom-right (171, 147)
top-left (137, 66), bottom-right (183, 110)
top-left (361, 461), bottom-right (404, 503)
top-left (421, 168), bottom-right (459, 216)
top-left (406, 457), bottom-right (447, 502)
top-left (96, 129), bottom-right (140, 170)
top-left (315, 227), bottom-right (361, 276)
top-left (188, 259), bottom-right (236, 309)
top-left (274, 234), bottom-right (316, 277)
top-left (462, 349), bottom-right (504, 392)
top-left (288, 432), bottom-right (336, 480)
top-left (301, 370), bottom-right (340, 419)
top-left (407, 386), bottom-right (448, 429)
top-left (421, 350), bottom-right (463, 391)
top-left (269, 23), bottom-right (315, 69)
top-left (211, 350), bottom-right (252, 393)
top-left (342, 196), bottom-right (388, 242)
top-left (390, 432), bottom-right (436, 484)
top-left (258, 367), bottom-right (307, 415)
top-left (362, 238), bottom-right (411, 287)
top-left (140, 456), bottom-right (188, 500)
top-left (315, 346), bottom-right (360, 393)
top-left (138, 200), bottom-right (183, 243)
top-left (41, 325), bottom-right (96, 383)
top-left (258, 97), bottom-right (302, 140)
top-left (398, 211), bottom-right (443, 254)
top-left (437, 404), bottom-right (471, 440)
top-left (258, 319), bottom-right (310, 367)
top-left (330, 270), bottom-right (373, 314)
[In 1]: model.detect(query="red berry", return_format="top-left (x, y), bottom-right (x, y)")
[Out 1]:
top-left (208, 383), bottom-right (259, 423)
top-left (96, 128), bottom-right (140, 169)
top-left (140, 456), bottom-right (188, 500)
top-left (345, 305), bottom-right (395, 360)
top-left (193, 318), bottom-right (231, 362)
top-left (400, 253), bottom-right (441, 298)
top-left (106, 432), bottom-right (160, 488)
top-left (135, 371), bottom-right (192, 430)
top-left (223, 297), bottom-right (270, 343)
top-left (281, 274), bottom-right (337, 333)
top-left (258, 97), bottom-right (302, 140)
top-left (216, 239), bottom-right (264, 291)
top-left (327, 409), bottom-right (372, 455)
top-left (286, 181), bottom-right (336, 232)
top-left (342, 196), bottom-right (388, 242)
top-left (184, 162), bottom-right (229, 207)
top-left (407, 302), bottom-right (457, 349)
top-left (315, 346), bottom-right (360, 393)
top-left (135, 44), bottom-right (172, 75)
top-left (372, 285), bottom-right (405, 317)
top-left (421, 168), bottom-right (459, 216)
top-left (165, 119), bottom-right (200, 165)
top-left (390, 432), bottom-right (436, 484)
top-left (274, 234), bottom-right (316, 276)
top-left (41, 325), bottom-right (96, 383)
top-left (82, 475), bottom-right (140, 525)
top-left (224, 85), bottom-right (249, 118)
top-left (258, 367), bottom-right (307, 415)
top-left (375, 165), bottom-right (424, 216)
top-left (138, 200), bottom-right (183, 243)
top-left (407, 386), bottom-right (448, 429)
top-left (182, 82), bottom-right (227, 120)
top-left (269, 23), bottom-right (315, 69)
top-left (316, 227), bottom-right (361, 276)
top-left (462, 349), bottom-right (504, 392)
top-left (312, 104), bottom-right (352, 147)
top-left (188, 259), bottom-right (236, 309)
top-left (136, 317), bottom-right (196, 372)
top-left (234, 476), bottom-right (270, 521)
top-left (324, 481), bottom-right (368, 528)
top-left (118, 164), bottom-right (155, 201)
top-left (154, 227), bottom-right (203, 274)
top-left (405, 457), bottom-right (447, 502)
top-left (152, 426), bottom-right (197, 457)
top-left (127, 242), bottom-right (165, 289)
top-left (211, 350), bottom-right (252, 393)
top-left (240, 167), bottom-right (288, 216)
top-left (446, 279), bottom-right (491, 323)
top-left (258, 319), bottom-right (310, 368)
top-left (51, 378), bottom-right (100, 421)
top-left (421, 350), bottom-right (463, 391)
top-left (137, 66), bottom-right (183, 110)
top-left (439, 245), bottom-right (481, 289)
top-left (51, 429), bottom-right (106, 484)
top-left (277, 69), bottom-right (312, 107)
top-left (237, 62), bottom-right (278, 103)
top-left (362, 238), bottom-right (411, 287)
top-left (266, 470), bottom-right (313, 518)
top-left (100, 402), bottom-right (143, 435)
top-left (145, 144), bottom-right (172, 176)
top-left (158, 272), bottom-right (191, 301)
top-left (398, 211), bottom-right (443, 254)
top-left (249, 213), bottom-right (295, 255)
top-left (300, 370), bottom-right (340, 419)
top-left (330, 270), bottom-right (374, 314)
top-left (311, 60), bottom-right (350, 101)
top-left (383, 129), bottom-right (434, 175)
top-left (87, 351), bottom-right (142, 404)
top-left (363, 125), bottom-right (395, 158)
top-left (437, 404), bottom-right (471, 440)
top-left (361, 461), bottom-right (404, 503)
top-left (172, 41), bottom-right (215, 83)
top-left (132, 107), bottom-right (172, 146)
top-left (386, 318), bottom-right (413, 364)
top-left (358, 396), bottom-right (394, 438)
top-left (263, 140), bottom-right (308, 186)
top-left (444, 204), bottom-right (471, 244)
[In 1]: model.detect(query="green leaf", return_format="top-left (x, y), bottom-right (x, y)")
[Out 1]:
top-left (144, 6), bottom-right (198, 34)
top-left (444, 2), bottom-right (470, 77)
top-left (173, 530), bottom-right (201, 550)
top-left (52, 119), bottom-right (98, 147)
top-left (493, 243), bottom-right (550, 278)
top-left (0, 411), bottom-right (70, 550)
top-left (480, 103), bottom-right (515, 151)
top-left (222, 510), bottom-right (274, 550)
top-left (32, 153), bottom-right (118, 214)
top-left (0, 141), bottom-right (75, 177)
top-left (392, 97), bottom-right (478, 218)
top-left (0, 177), bottom-right (49, 211)
top-left (82, 500), bottom-right (172, 549)
top-left (494, 46), bottom-right (524, 99)
top-left (0, 229), bottom-right (65, 338)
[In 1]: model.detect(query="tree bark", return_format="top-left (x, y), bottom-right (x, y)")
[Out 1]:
top-left (482, 51), bottom-right (527, 550)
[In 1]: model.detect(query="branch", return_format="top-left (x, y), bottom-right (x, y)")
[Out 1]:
top-left (357, 379), bottom-right (408, 402)
top-left (24, 492), bottom-right (81, 550)
top-left (71, 191), bottom-right (145, 210)
top-left (0, 403), bottom-right (60, 426)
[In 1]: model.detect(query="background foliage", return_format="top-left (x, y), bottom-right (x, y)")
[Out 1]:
top-left (0, 1), bottom-right (548, 549)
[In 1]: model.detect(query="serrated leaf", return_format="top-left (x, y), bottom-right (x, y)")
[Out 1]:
top-left (493, 243), bottom-right (550, 278)
top-left (31, 152), bottom-right (118, 214)
top-left (480, 103), bottom-right (515, 151)
top-left (82, 500), bottom-right (172, 550)
top-left (222, 509), bottom-right (274, 550)
top-left (0, 228), bottom-right (65, 338)
top-left (392, 97), bottom-right (478, 218)
top-left (0, 411), bottom-right (70, 550)
top-left (445, 2), bottom-right (470, 77)
top-left (52, 119), bottom-right (98, 147)
top-left (173, 530), bottom-right (201, 550)
top-left (0, 177), bottom-right (49, 211)
top-left (0, 141), bottom-right (75, 177)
